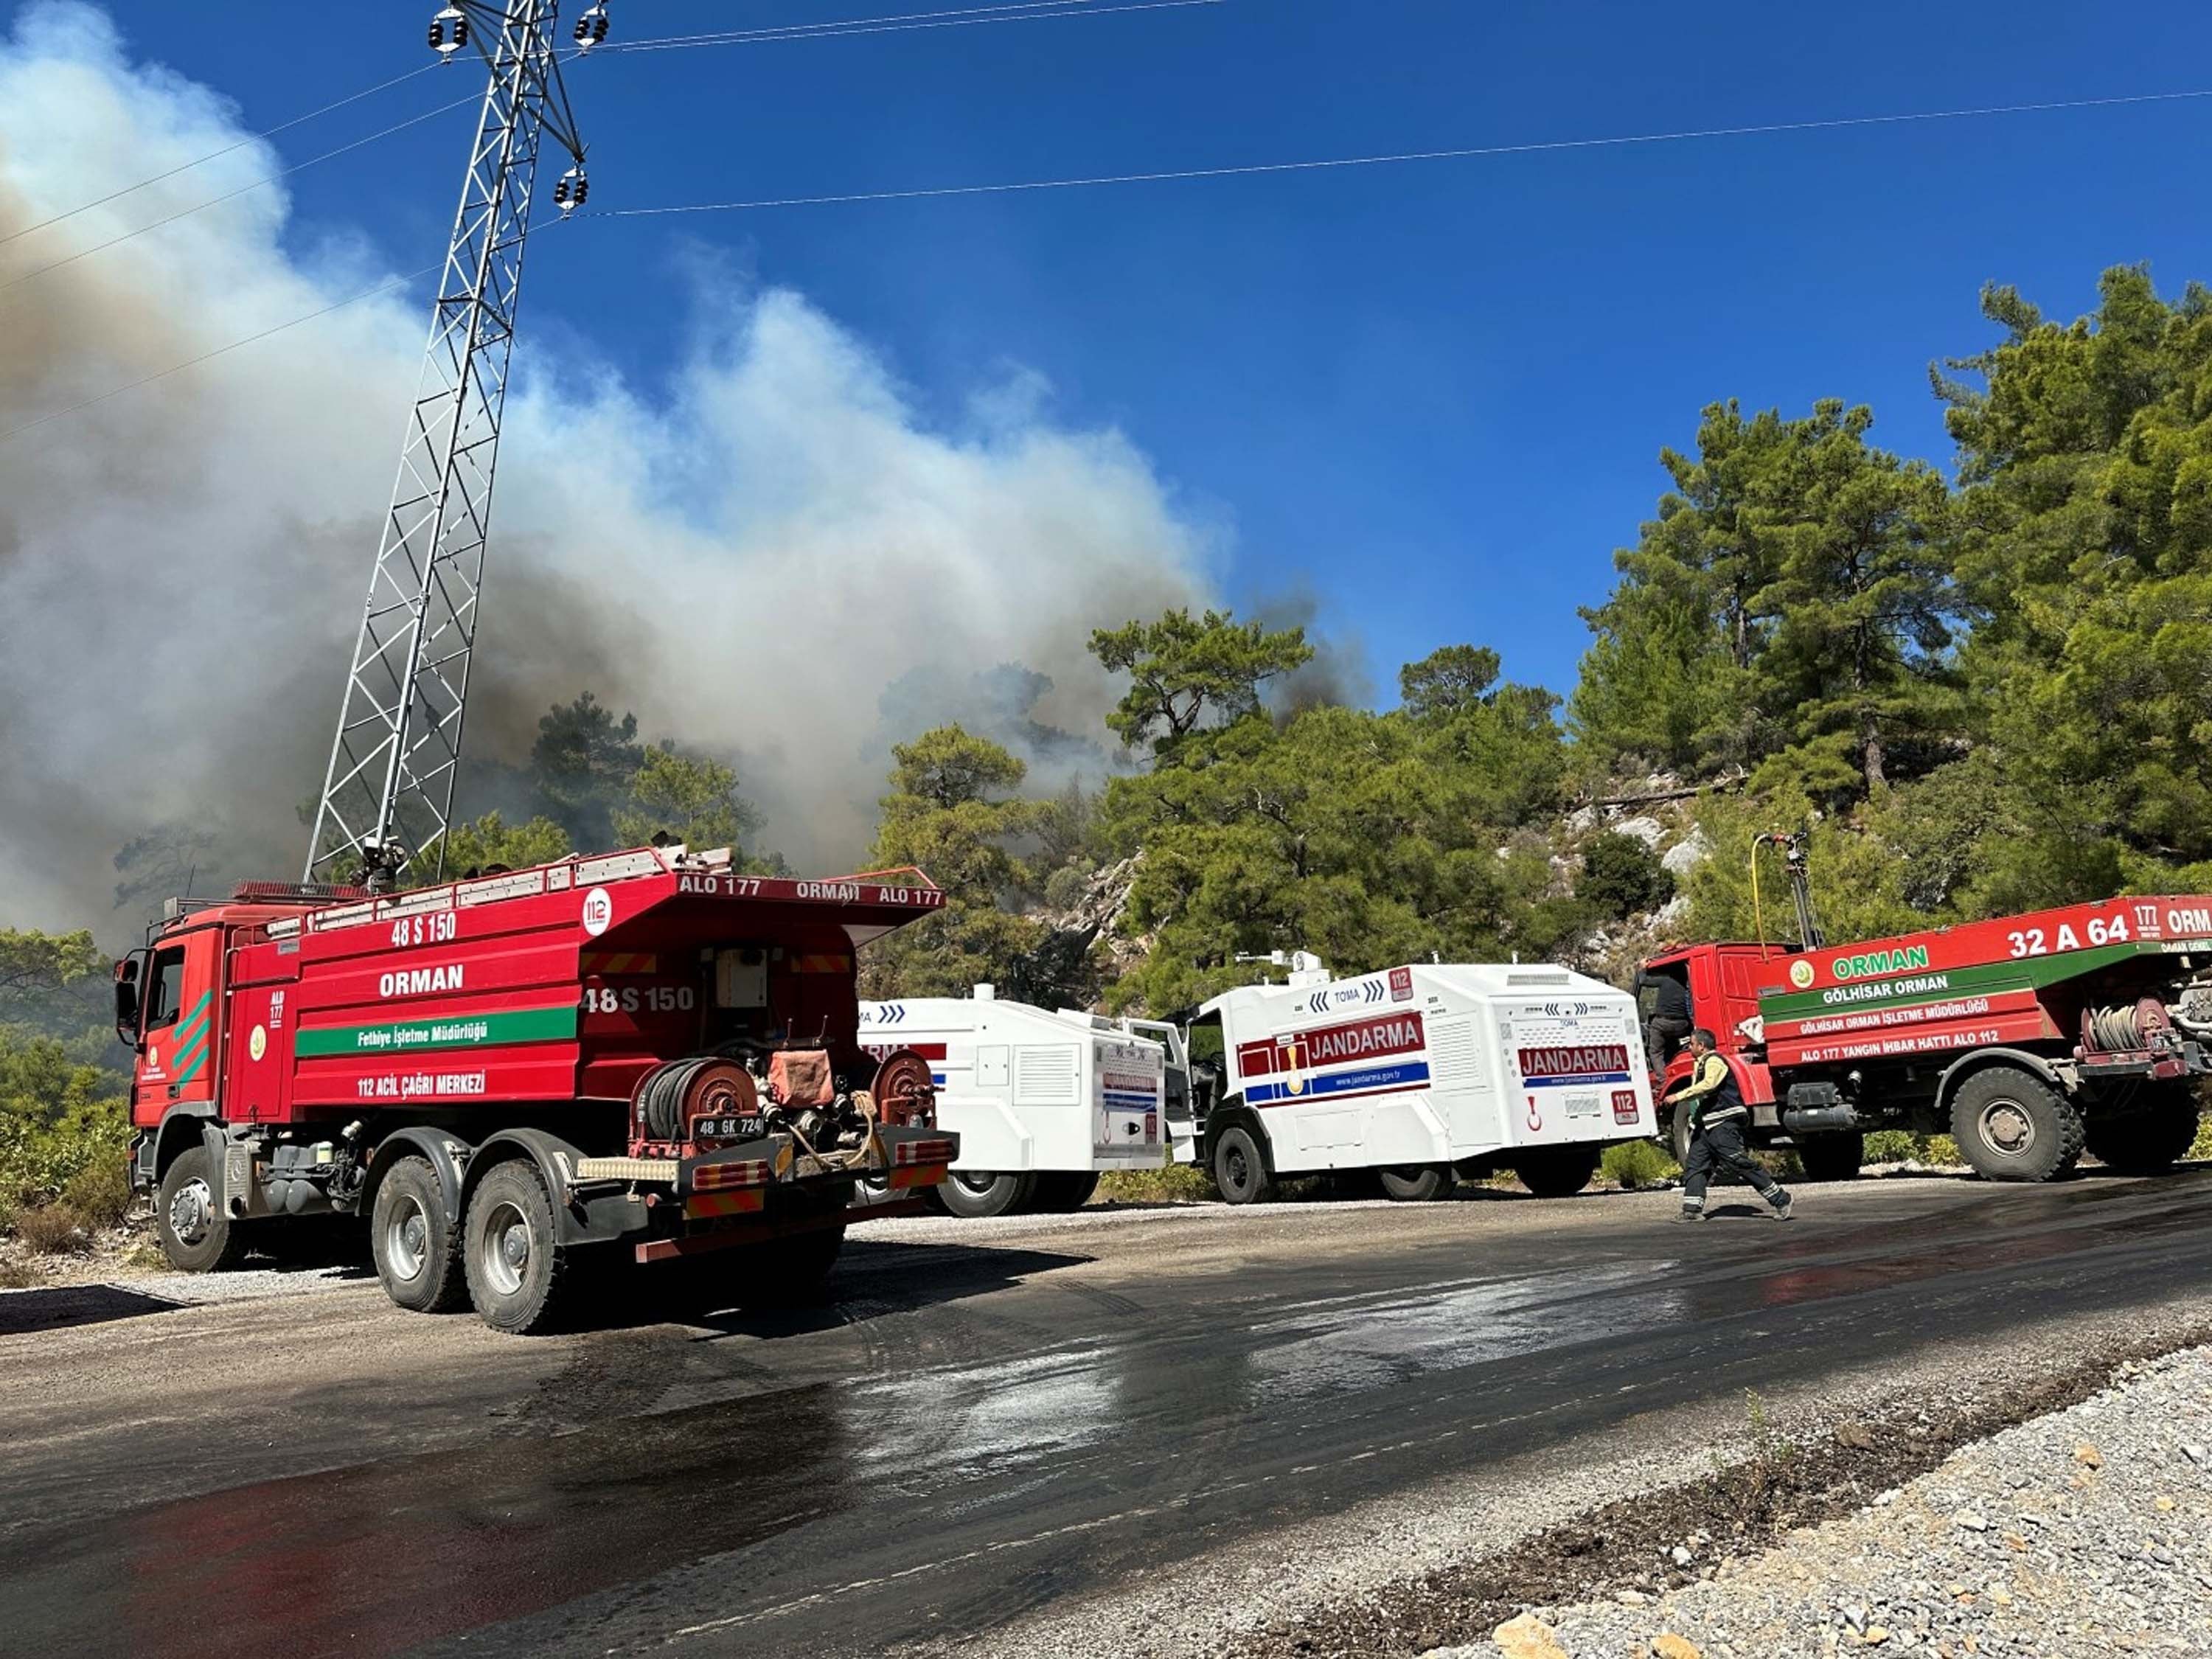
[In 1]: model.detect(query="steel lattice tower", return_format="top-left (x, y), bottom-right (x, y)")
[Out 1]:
top-left (307, 1), bottom-right (600, 887)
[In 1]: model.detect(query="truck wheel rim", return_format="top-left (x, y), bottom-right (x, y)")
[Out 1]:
top-left (951, 1172), bottom-right (998, 1198)
top-left (1224, 1147), bottom-right (1248, 1190)
top-left (1980, 1100), bottom-right (2034, 1155)
top-left (481, 1200), bottom-right (530, 1295)
top-left (167, 1178), bottom-right (213, 1246)
top-left (385, 1196), bottom-right (428, 1281)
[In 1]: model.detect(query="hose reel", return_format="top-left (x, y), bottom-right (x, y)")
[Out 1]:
top-left (2081, 996), bottom-right (2172, 1054)
top-left (631, 1057), bottom-right (757, 1144)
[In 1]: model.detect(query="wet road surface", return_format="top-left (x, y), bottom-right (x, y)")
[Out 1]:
top-left (3, 1170), bottom-right (2208, 1656)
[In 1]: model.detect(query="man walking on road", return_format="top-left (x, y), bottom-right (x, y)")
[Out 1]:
top-left (1668, 1028), bottom-right (1792, 1222)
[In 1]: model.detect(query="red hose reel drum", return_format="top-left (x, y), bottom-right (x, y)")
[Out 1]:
top-left (684, 1060), bottom-right (758, 1130)
top-left (630, 1056), bottom-right (758, 1149)
top-left (870, 1049), bottom-right (936, 1127)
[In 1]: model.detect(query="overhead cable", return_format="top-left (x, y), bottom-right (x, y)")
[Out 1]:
top-left (12, 84), bottom-right (2208, 446)
top-left (0, 0), bottom-right (1216, 296)
top-left (605, 0), bottom-right (1222, 55)
top-left (0, 62), bottom-right (440, 248)
top-left (0, 92), bottom-right (482, 298)
top-left (0, 261), bottom-right (444, 446)
top-left (611, 0), bottom-right (1103, 51)
top-left (591, 87), bottom-right (2212, 219)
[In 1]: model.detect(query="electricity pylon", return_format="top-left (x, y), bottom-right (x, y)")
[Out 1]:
top-left (306, 1), bottom-right (605, 888)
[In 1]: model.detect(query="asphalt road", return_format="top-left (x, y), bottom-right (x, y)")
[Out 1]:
top-left (3, 1169), bottom-right (2210, 1658)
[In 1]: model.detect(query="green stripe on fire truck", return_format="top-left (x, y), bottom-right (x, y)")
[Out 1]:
top-left (1759, 944), bottom-right (2138, 1022)
top-left (295, 1004), bottom-right (578, 1058)
top-left (168, 992), bottom-right (211, 1051)
top-left (168, 992), bottom-right (214, 1084)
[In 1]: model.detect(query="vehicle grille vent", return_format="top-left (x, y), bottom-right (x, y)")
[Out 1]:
top-left (1429, 1017), bottom-right (1482, 1085)
top-left (1015, 1045), bottom-right (1080, 1104)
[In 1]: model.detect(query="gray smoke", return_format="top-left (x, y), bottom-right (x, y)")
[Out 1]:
top-left (1256, 585), bottom-right (1374, 718)
top-left (0, 4), bottom-right (1211, 931)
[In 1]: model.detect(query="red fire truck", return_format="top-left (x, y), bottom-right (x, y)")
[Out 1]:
top-left (1642, 868), bottom-right (2212, 1183)
top-left (114, 845), bottom-right (957, 1332)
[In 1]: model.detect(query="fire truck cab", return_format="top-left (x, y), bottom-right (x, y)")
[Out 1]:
top-left (1636, 940), bottom-right (1790, 1160)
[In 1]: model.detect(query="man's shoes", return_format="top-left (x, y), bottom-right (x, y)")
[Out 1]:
top-left (1770, 1192), bottom-right (1795, 1221)
top-left (1672, 1208), bottom-right (1705, 1223)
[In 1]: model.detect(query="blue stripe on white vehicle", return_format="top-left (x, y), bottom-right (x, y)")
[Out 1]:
top-left (1246, 1060), bottom-right (1431, 1105)
top-left (1103, 1091), bottom-right (1157, 1106)
top-left (1521, 1071), bottom-right (1632, 1088)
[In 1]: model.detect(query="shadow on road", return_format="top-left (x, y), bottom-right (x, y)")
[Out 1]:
top-left (0, 1284), bottom-right (186, 1337)
top-left (589, 1238), bottom-right (1096, 1338)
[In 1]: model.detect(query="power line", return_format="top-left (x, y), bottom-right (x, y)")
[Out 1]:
top-left (0, 0), bottom-right (1215, 300)
top-left (0, 260), bottom-right (444, 446)
top-left (605, 0), bottom-right (1221, 55)
top-left (12, 83), bottom-right (2208, 448)
top-left (613, 0), bottom-right (1106, 51)
top-left (589, 86), bottom-right (2212, 220)
top-left (0, 62), bottom-right (439, 248)
top-left (0, 92), bottom-right (483, 298)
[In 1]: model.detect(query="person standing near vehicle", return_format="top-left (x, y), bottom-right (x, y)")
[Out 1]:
top-left (1638, 964), bottom-right (1693, 1074)
top-left (1668, 1029), bottom-right (1793, 1222)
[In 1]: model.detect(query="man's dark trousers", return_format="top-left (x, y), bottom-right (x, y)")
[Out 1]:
top-left (1681, 1117), bottom-right (1785, 1214)
top-left (1646, 1015), bottom-right (1691, 1072)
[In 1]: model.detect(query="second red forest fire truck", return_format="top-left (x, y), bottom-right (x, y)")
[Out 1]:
top-left (1641, 841), bottom-right (2212, 1183)
top-left (116, 846), bottom-right (957, 1332)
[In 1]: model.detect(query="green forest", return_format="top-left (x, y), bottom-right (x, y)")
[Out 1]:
top-left (10, 265), bottom-right (2212, 1246)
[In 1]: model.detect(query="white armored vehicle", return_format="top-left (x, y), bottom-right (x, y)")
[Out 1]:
top-left (860, 987), bottom-right (1186, 1217)
top-left (1191, 961), bottom-right (1657, 1202)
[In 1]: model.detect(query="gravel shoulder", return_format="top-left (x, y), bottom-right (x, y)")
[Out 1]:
top-left (928, 1290), bottom-right (2212, 1659)
top-left (1534, 1343), bottom-right (2212, 1658)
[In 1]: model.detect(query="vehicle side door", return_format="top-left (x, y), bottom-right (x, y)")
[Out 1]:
top-left (135, 928), bottom-right (224, 1114)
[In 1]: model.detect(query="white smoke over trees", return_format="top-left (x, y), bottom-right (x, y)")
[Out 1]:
top-left (0, 2), bottom-right (1212, 932)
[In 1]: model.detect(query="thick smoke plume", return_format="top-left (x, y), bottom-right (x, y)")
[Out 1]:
top-left (0, 4), bottom-right (1211, 932)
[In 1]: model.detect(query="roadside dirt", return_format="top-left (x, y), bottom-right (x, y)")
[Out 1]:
top-left (1225, 1320), bottom-right (2212, 1658)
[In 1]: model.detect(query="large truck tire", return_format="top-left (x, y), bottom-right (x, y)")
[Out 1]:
top-left (1211, 1124), bottom-right (1275, 1205)
top-left (1950, 1065), bottom-right (2084, 1183)
top-left (1377, 1164), bottom-right (1456, 1202)
top-left (1027, 1172), bottom-right (1100, 1212)
top-left (1797, 1131), bottom-right (1865, 1183)
top-left (1512, 1144), bottom-right (1601, 1199)
top-left (462, 1161), bottom-right (576, 1334)
top-left (371, 1156), bottom-right (467, 1313)
top-left (934, 1170), bottom-right (1036, 1219)
top-left (2085, 1100), bottom-right (2202, 1175)
top-left (1668, 1100), bottom-right (1694, 1168)
top-left (155, 1145), bottom-right (248, 1273)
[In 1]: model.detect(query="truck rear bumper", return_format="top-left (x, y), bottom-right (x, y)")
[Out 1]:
top-left (567, 1125), bottom-right (958, 1256)
top-left (572, 1126), bottom-right (957, 1189)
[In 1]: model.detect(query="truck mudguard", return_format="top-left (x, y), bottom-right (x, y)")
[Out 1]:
top-left (198, 1118), bottom-right (229, 1205)
top-left (1202, 1095), bottom-right (1263, 1152)
top-left (136, 1101), bottom-right (218, 1193)
top-left (466, 1126), bottom-right (648, 1248)
top-left (1932, 1046), bottom-right (2070, 1113)
top-left (363, 1125), bottom-right (472, 1226)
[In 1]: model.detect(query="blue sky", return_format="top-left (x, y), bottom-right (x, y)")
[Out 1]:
top-left (87, 0), bottom-right (2212, 700)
